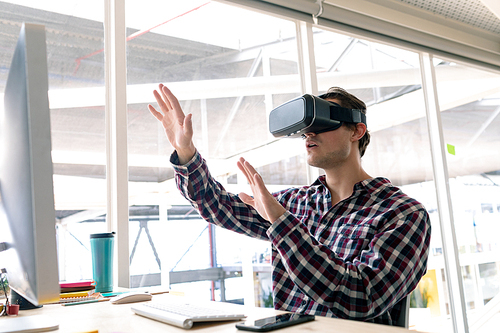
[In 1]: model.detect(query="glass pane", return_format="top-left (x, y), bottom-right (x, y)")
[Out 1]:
top-left (0, 0), bottom-right (106, 282)
top-left (436, 61), bottom-right (500, 332)
top-left (313, 27), bottom-right (451, 331)
top-left (125, 0), bottom-right (299, 304)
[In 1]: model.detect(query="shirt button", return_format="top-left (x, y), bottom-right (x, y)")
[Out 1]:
top-left (302, 300), bottom-right (307, 305)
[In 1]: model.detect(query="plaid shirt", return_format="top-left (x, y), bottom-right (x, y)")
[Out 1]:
top-left (172, 150), bottom-right (431, 325)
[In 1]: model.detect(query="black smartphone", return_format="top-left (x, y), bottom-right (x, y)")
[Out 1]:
top-left (235, 313), bottom-right (315, 332)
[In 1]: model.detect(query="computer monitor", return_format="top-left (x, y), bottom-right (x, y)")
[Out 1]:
top-left (0, 23), bottom-right (60, 309)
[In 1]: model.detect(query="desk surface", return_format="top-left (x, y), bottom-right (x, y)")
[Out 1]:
top-left (1, 294), bottom-right (423, 333)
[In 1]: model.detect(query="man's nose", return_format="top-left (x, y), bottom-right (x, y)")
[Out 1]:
top-left (301, 132), bottom-right (316, 139)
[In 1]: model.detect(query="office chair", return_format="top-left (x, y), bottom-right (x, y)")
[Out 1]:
top-left (394, 295), bottom-right (410, 328)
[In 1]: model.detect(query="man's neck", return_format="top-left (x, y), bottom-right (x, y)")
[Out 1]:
top-left (323, 161), bottom-right (371, 205)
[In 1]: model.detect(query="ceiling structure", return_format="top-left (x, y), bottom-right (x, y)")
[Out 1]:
top-left (0, 0), bottom-right (499, 213)
top-left (398, 0), bottom-right (500, 34)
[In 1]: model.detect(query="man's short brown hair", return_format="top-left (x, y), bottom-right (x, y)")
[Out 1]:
top-left (319, 87), bottom-right (370, 157)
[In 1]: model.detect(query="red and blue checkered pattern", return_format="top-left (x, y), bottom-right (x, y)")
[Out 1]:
top-left (172, 150), bottom-right (431, 325)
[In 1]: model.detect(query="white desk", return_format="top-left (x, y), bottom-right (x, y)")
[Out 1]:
top-left (1, 293), bottom-right (423, 333)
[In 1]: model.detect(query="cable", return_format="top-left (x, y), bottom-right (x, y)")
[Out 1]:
top-left (312, 0), bottom-right (324, 24)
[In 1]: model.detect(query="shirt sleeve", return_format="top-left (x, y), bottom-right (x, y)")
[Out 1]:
top-left (171, 150), bottom-right (272, 241)
top-left (267, 202), bottom-right (431, 320)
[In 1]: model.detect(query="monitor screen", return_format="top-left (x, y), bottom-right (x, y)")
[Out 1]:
top-left (0, 23), bottom-right (59, 308)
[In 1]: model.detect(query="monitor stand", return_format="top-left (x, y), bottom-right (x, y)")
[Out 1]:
top-left (10, 290), bottom-right (42, 310)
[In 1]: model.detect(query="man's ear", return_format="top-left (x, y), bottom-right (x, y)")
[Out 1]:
top-left (351, 123), bottom-right (367, 142)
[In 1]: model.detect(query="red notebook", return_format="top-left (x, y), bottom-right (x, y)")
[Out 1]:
top-left (60, 280), bottom-right (96, 292)
top-left (59, 280), bottom-right (95, 289)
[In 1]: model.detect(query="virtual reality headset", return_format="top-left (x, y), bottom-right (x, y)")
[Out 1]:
top-left (269, 94), bottom-right (367, 138)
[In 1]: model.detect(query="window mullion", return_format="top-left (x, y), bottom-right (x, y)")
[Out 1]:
top-left (420, 52), bottom-right (469, 333)
top-left (104, 0), bottom-right (129, 289)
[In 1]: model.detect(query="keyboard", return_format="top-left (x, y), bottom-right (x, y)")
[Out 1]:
top-left (131, 301), bottom-right (246, 329)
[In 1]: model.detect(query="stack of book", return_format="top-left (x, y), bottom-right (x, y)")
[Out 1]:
top-left (59, 280), bottom-right (101, 303)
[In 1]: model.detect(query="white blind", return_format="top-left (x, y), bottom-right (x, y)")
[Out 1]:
top-left (221, 0), bottom-right (500, 72)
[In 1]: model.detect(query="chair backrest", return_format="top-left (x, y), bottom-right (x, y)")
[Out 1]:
top-left (394, 295), bottom-right (410, 328)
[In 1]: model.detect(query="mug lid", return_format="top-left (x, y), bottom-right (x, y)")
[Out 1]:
top-left (90, 232), bottom-right (115, 239)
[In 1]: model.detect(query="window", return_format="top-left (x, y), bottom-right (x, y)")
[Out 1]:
top-left (311, 26), bottom-right (454, 331)
top-left (0, 0), bottom-right (107, 282)
top-left (436, 60), bottom-right (500, 332)
top-left (125, 0), bottom-right (299, 304)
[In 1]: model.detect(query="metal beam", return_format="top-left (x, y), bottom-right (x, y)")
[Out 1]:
top-left (223, 0), bottom-right (500, 70)
top-left (169, 267), bottom-right (225, 284)
top-left (213, 49), bottom-right (264, 154)
top-left (420, 52), bottom-right (469, 333)
top-left (46, 65), bottom-right (498, 109)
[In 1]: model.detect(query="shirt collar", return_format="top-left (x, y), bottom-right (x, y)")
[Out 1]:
top-left (312, 176), bottom-right (392, 195)
top-left (355, 177), bottom-right (392, 192)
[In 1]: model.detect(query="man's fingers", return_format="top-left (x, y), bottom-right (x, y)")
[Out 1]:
top-left (148, 104), bottom-right (163, 121)
top-left (238, 192), bottom-right (254, 206)
top-left (159, 84), bottom-right (173, 110)
top-left (237, 158), bottom-right (254, 186)
top-left (253, 173), bottom-right (268, 194)
top-left (184, 113), bottom-right (194, 137)
top-left (238, 158), bottom-right (266, 192)
top-left (243, 160), bottom-right (261, 187)
top-left (238, 192), bottom-right (257, 209)
top-left (243, 159), bottom-right (259, 175)
top-left (152, 89), bottom-right (169, 115)
top-left (161, 85), bottom-right (186, 120)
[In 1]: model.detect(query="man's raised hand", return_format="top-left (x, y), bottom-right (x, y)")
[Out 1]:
top-left (148, 84), bottom-right (196, 164)
top-left (237, 157), bottom-right (286, 223)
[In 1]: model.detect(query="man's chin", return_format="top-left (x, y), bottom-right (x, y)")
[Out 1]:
top-left (306, 157), bottom-right (321, 169)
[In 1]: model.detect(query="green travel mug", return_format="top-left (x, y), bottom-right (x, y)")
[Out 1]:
top-left (90, 232), bottom-right (115, 293)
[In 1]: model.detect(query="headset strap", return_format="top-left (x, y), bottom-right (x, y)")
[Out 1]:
top-left (329, 105), bottom-right (367, 126)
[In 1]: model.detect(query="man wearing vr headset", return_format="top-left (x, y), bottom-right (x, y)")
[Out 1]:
top-left (149, 84), bottom-right (430, 326)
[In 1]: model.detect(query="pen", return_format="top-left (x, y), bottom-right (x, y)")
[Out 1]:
top-left (62, 298), bottom-right (110, 306)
